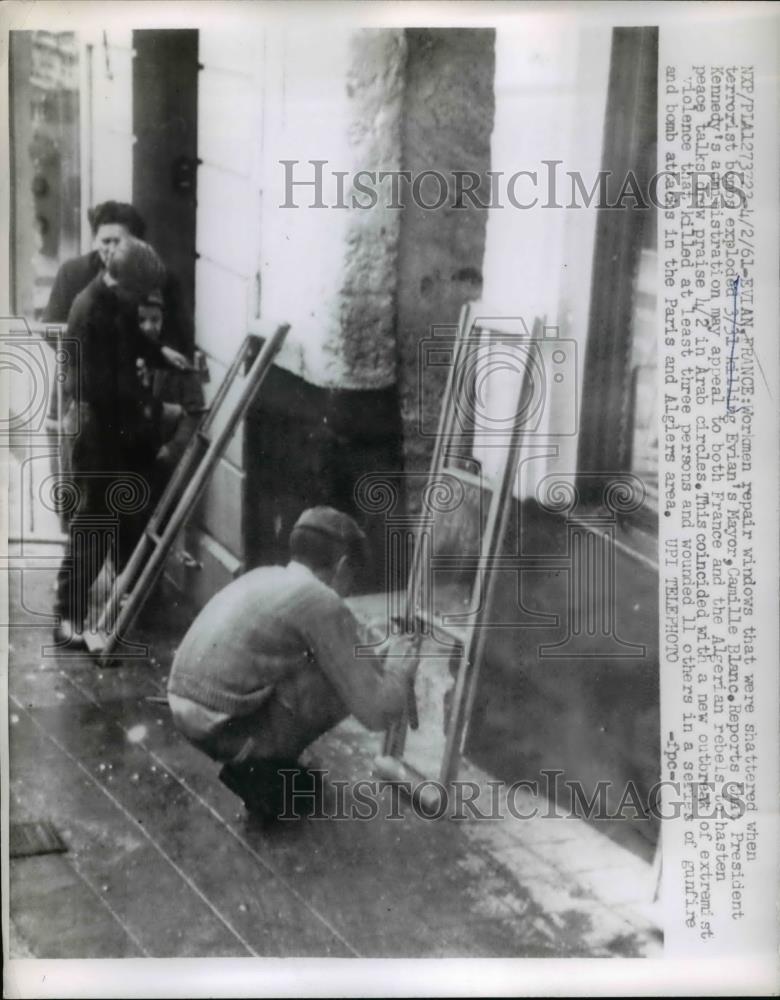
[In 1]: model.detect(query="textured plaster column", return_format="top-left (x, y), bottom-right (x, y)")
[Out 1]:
top-left (261, 27), bottom-right (406, 390)
top-left (394, 28), bottom-right (496, 484)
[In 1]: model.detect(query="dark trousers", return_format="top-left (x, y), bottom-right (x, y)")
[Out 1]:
top-left (54, 457), bottom-right (154, 627)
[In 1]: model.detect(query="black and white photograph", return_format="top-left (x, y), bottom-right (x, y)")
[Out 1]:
top-left (1, 2), bottom-right (778, 997)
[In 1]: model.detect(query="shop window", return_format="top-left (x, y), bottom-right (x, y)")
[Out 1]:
top-left (10, 31), bottom-right (81, 317)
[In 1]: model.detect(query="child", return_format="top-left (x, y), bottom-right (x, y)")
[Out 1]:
top-left (137, 290), bottom-right (205, 487)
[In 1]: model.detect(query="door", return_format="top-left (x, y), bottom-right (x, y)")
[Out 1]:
top-left (132, 29), bottom-right (199, 350)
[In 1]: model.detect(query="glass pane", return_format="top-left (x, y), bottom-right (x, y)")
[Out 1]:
top-left (11, 31), bottom-right (81, 319)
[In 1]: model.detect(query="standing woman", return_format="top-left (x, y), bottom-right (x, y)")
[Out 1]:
top-left (53, 237), bottom-right (189, 647)
top-left (44, 200), bottom-right (193, 495)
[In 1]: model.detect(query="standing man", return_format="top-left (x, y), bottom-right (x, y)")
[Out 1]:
top-left (44, 200), bottom-right (192, 350)
top-left (167, 507), bottom-right (417, 821)
top-left (53, 237), bottom-right (189, 646)
top-left (44, 201), bottom-right (146, 323)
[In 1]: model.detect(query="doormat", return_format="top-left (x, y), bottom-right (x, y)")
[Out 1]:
top-left (9, 821), bottom-right (67, 858)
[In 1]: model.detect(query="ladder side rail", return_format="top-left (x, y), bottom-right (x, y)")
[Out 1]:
top-left (148, 333), bottom-right (253, 528)
top-left (93, 434), bottom-right (211, 636)
top-left (439, 320), bottom-right (540, 786)
top-left (94, 339), bottom-right (254, 635)
top-left (383, 304), bottom-right (474, 757)
top-left (55, 325), bottom-right (64, 481)
top-left (403, 301), bottom-right (475, 628)
top-left (198, 337), bottom-right (254, 435)
top-left (426, 302), bottom-right (476, 480)
top-left (98, 324), bottom-right (290, 658)
top-left (92, 533), bottom-right (159, 640)
top-left (455, 319), bottom-right (546, 741)
top-left (143, 421), bottom-right (211, 534)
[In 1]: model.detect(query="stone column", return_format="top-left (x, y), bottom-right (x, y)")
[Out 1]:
top-left (394, 28), bottom-right (496, 483)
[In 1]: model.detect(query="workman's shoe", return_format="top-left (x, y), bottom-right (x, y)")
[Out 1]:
top-left (219, 761), bottom-right (285, 821)
top-left (277, 763), bottom-right (324, 820)
top-left (219, 759), bottom-right (323, 822)
top-left (52, 618), bottom-right (86, 649)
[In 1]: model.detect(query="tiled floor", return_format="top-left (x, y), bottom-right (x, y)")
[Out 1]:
top-left (7, 544), bottom-right (662, 959)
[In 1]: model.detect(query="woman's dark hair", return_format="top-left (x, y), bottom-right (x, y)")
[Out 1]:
top-left (88, 201), bottom-right (146, 239)
top-left (107, 236), bottom-right (166, 299)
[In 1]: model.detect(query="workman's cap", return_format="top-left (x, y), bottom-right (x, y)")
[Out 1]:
top-left (292, 506), bottom-right (369, 562)
top-left (108, 236), bottom-right (166, 300)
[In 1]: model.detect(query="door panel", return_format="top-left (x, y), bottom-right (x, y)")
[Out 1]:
top-left (132, 29), bottom-right (198, 349)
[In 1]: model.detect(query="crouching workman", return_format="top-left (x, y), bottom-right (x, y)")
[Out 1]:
top-left (167, 507), bottom-right (416, 820)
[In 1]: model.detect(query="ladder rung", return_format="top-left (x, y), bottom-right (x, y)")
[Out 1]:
top-left (442, 466), bottom-right (494, 491)
top-left (82, 630), bottom-right (107, 655)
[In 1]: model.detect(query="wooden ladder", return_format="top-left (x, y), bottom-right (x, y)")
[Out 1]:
top-left (84, 322), bottom-right (290, 661)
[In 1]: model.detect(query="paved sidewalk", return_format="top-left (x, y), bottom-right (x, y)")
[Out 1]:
top-left (7, 548), bottom-right (662, 959)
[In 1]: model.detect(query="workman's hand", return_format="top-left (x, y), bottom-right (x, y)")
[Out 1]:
top-left (161, 345), bottom-right (191, 370)
top-left (380, 634), bottom-right (421, 681)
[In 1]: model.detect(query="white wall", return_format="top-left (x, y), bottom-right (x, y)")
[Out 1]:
top-left (479, 17), bottom-right (612, 493)
top-left (256, 26), bottom-right (353, 383)
top-left (194, 30), bottom-right (263, 368)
